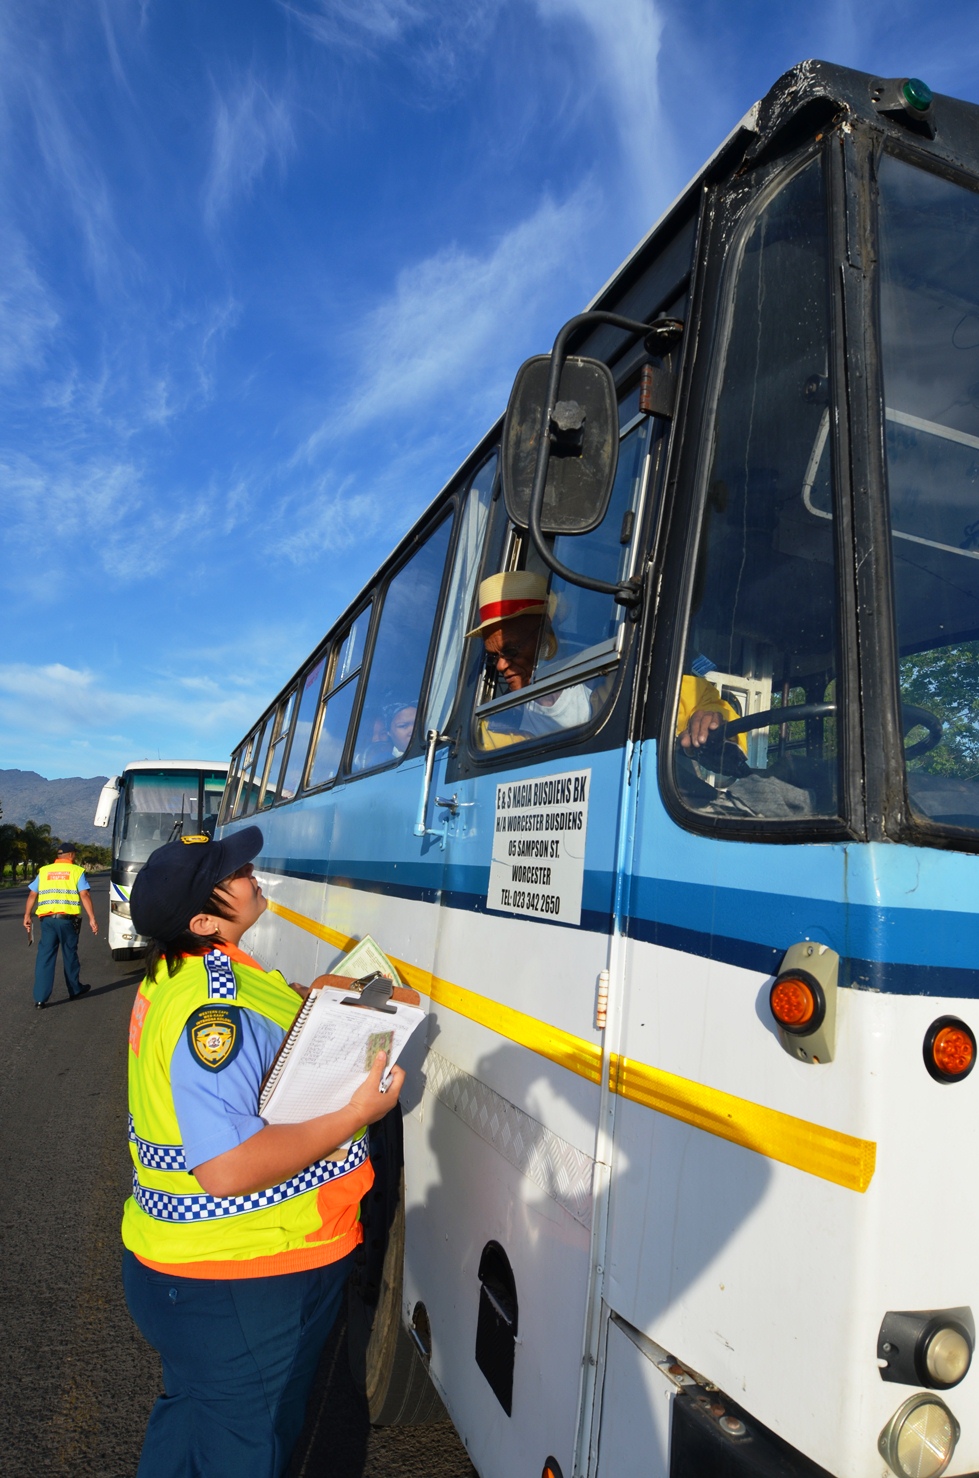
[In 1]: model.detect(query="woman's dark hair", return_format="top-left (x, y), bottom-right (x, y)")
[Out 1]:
top-left (144, 879), bottom-right (239, 982)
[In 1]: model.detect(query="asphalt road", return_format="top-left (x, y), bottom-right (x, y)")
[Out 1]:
top-left (0, 876), bottom-right (477, 1478)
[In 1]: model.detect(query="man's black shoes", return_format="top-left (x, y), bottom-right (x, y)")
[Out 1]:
top-left (71, 983), bottom-right (92, 999)
top-left (34, 1001), bottom-right (45, 1010)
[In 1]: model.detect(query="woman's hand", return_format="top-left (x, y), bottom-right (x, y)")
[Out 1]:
top-left (348, 1051), bottom-right (405, 1125)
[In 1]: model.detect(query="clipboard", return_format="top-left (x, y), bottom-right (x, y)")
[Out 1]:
top-left (259, 971), bottom-right (425, 1124)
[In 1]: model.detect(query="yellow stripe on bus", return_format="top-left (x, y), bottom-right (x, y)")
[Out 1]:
top-left (609, 1055), bottom-right (876, 1194)
top-left (267, 897), bottom-right (602, 1082)
top-left (266, 898), bottom-right (357, 953)
top-left (267, 896), bottom-right (876, 1191)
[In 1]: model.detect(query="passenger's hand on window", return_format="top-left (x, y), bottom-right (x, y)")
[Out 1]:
top-left (679, 708), bottom-right (724, 752)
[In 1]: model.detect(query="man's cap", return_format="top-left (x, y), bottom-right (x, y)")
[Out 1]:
top-left (466, 571), bottom-right (550, 638)
top-left (130, 826), bottom-right (263, 943)
top-left (56, 842), bottom-right (78, 855)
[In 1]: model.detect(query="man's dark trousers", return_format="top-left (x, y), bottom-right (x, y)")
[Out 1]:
top-left (34, 915), bottom-right (83, 1003)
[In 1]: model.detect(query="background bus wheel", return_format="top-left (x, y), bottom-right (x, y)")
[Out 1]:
top-left (111, 947), bottom-right (138, 963)
top-left (347, 1110), bottom-right (445, 1426)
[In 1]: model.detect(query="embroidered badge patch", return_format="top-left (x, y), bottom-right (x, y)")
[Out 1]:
top-left (186, 1006), bottom-right (241, 1071)
top-left (180, 835), bottom-right (210, 845)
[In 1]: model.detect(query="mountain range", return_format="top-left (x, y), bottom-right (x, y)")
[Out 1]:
top-left (0, 769), bottom-right (110, 845)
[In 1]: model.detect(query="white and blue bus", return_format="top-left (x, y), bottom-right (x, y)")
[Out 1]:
top-left (95, 761), bottom-right (228, 959)
top-left (218, 62), bottom-right (979, 1478)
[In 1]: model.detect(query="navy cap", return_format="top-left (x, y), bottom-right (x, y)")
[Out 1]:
top-left (130, 826), bottom-right (264, 942)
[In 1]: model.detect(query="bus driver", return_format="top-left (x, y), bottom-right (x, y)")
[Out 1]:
top-left (470, 571), bottom-right (739, 750)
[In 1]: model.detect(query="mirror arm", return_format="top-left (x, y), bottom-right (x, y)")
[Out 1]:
top-left (527, 310), bottom-right (661, 607)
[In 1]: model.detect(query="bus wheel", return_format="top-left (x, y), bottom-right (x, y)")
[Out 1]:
top-left (347, 1111), bottom-right (445, 1426)
top-left (111, 947), bottom-right (135, 963)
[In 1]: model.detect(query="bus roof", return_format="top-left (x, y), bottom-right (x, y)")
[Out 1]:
top-left (121, 760), bottom-right (228, 774)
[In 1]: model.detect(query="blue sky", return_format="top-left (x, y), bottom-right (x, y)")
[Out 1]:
top-left (1, 0), bottom-right (978, 780)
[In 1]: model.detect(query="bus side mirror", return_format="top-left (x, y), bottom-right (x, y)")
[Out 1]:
top-left (94, 776), bottom-right (121, 828)
top-left (501, 354), bottom-right (619, 535)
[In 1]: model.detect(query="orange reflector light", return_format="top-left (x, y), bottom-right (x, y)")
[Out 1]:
top-left (771, 977), bottom-right (816, 1028)
top-left (925, 1017), bottom-right (976, 1083)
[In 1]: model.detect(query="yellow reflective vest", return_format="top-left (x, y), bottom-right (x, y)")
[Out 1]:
top-left (36, 861), bottom-right (85, 916)
top-left (122, 945), bottom-right (373, 1278)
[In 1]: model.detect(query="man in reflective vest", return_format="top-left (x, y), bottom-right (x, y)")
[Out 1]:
top-left (23, 842), bottom-right (99, 1008)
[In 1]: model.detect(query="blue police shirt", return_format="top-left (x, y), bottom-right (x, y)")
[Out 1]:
top-left (170, 1008), bottom-right (287, 1171)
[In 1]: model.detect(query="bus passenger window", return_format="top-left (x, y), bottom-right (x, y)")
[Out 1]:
top-left (878, 156), bottom-right (979, 833)
top-left (219, 747), bottom-right (245, 825)
top-left (426, 453), bottom-right (497, 737)
top-left (231, 731), bottom-right (258, 819)
top-left (475, 409), bottom-right (653, 749)
top-left (307, 604), bottom-right (372, 788)
top-left (280, 658), bottom-right (326, 801)
top-left (259, 688), bottom-right (296, 809)
top-left (239, 719), bottom-right (271, 818)
top-left (350, 517), bottom-right (453, 774)
top-left (672, 156), bottom-right (841, 822)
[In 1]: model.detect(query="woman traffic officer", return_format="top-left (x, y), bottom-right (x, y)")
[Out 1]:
top-left (122, 826), bottom-right (404, 1478)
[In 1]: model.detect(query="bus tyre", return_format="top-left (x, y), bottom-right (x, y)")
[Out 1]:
top-left (347, 1112), bottom-right (445, 1427)
top-left (111, 947), bottom-right (135, 963)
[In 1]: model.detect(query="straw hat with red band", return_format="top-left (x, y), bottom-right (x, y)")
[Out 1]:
top-left (466, 571), bottom-right (552, 638)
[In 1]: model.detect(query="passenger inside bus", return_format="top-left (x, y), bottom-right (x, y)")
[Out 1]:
top-left (360, 701), bottom-right (418, 766)
top-left (469, 572), bottom-right (594, 745)
top-left (473, 571), bottom-right (739, 752)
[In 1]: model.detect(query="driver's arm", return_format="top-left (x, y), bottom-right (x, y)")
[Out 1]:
top-left (676, 675), bottom-right (748, 754)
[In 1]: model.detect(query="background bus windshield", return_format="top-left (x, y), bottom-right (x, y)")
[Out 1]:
top-left (115, 771), bottom-right (225, 867)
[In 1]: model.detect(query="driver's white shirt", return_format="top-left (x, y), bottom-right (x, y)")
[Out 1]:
top-left (520, 683), bottom-right (592, 736)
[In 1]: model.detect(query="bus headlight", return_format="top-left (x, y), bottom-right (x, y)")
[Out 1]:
top-left (110, 898), bottom-right (131, 917)
top-left (878, 1394), bottom-right (959, 1478)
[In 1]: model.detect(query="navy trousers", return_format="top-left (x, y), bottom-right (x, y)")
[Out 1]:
top-left (123, 1249), bottom-right (351, 1478)
top-left (33, 914), bottom-right (82, 1003)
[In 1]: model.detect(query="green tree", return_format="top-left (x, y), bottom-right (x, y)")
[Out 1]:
top-left (0, 824), bottom-right (18, 884)
top-left (900, 641), bottom-right (979, 778)
top-left (22, 820), bottom-right (54, 874)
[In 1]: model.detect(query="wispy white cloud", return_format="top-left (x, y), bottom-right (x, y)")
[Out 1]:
top-left (0, 660), bottom-right (260, 773)
top-left (204, 77), bottom-right (295, 230)
top-left (534, 0), bottom-right (669, 216)
top-left (302, 185), bottom-right (593, 455)
top-left (285, 0), bottom-right (425, 46)
top-left (0, 228), bottom-right (59, 382)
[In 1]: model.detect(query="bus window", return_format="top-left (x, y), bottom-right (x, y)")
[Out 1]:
top-left (219, 747), bottom-right (244, 825)
top-left (119, 771), bottom-right (206, 859)
top-left (425, 454), bottom-right (498, 737)
top-left (239, 719), bottom-right (271, 818)
top-left (307, 603), bottom-right (372, 789)
top-left (878, 155), bottom-right (979, 833)
top-left (280, 658), bottom-right (326, 801)
top-left (259, 688), bottom-right (296, 809)
top-left (231, 731), bottom-right (258, 819)
top-left (202, 772), bottom-right (226, 828)
top-left (350, 517), bottom-right (453, 773)
top-left (475, 403), bottom-right (653, 750)
top-left (670, 155), bottom-right (840, 822)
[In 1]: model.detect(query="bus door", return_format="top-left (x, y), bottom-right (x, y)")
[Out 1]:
top-left (408, 384), bottom-right (671, 1478)
top-left (595, 144), bottom-right (859, 1474)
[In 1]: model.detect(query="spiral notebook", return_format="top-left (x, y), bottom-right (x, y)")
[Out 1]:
top-left (259, 944), bottom-right (425, 1125)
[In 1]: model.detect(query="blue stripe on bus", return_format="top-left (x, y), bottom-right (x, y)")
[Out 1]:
top-left (257, 855), bottom-right (979, 999)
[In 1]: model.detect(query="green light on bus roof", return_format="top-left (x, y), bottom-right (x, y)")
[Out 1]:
top-left (903, 77), bottom-right (933, 113)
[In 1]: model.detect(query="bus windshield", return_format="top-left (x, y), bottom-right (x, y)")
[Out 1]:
top-left (878, 154), bottom-right (979, 831)
top-left (115, 770), bottom-right (222, 867)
